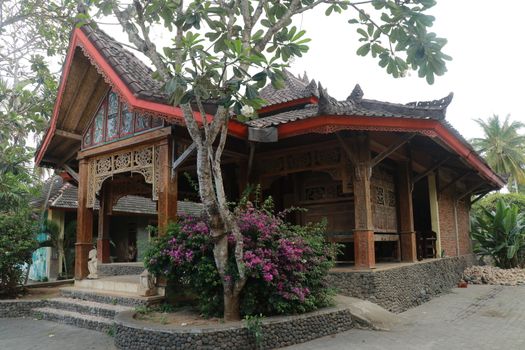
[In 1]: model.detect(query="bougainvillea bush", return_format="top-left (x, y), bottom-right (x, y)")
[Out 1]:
top-left (145, 201), bottom-right (338, 317)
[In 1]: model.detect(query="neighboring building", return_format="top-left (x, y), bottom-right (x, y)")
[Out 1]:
top-left (31, 175), bottom-right (201, 281)
top-left (35, 24), bottom-right (504, 282)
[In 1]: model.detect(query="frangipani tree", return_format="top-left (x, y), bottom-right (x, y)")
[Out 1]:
top-left (84, 0), bottom-right (449, 320)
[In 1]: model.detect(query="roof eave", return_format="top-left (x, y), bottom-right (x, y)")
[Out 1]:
top-left (276, 115), bottom-right (505, 189)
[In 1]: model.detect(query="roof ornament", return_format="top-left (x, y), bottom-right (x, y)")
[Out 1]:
top-left (301, 71), bottom-right (310, 84)
top-left (318, 82), bottom-right (351, 114)
top-left (347, 84), bottom-right (364, 102)
top-left (405, 92), bottom-right (454, 116)
top-left (305, 79), bottom-right (319, 97)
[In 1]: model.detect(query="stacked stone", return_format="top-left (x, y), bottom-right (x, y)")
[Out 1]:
top-left (114, 308), bottom-right (355, 350)
top-left (463, 266), bottom-right (525, 286)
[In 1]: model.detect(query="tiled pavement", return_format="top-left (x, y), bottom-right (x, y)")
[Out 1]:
top-left (287, 285), bottom-right (525, 350)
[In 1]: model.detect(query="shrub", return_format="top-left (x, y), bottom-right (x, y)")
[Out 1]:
top-left (0, 210), bottom-right (38, 297)
top-left (145, 201), bottom-right (337, 317)
top-left (471, 199), bottom-right (525, 268)
top-left (472, 192), bottom-right (525, 219)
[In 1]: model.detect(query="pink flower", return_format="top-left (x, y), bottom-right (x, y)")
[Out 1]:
top-left (263, 273), bottom-right (273, 282)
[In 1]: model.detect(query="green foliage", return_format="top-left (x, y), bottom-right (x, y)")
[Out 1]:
top-left (471, 115), bottom-right (525, 190)
top-left (347, 0), bottom-right (450, 84)
top-left (0, 210), bottom-right (38, 298)
top-left (471, 199), bottom-right (525, 268)
top-left (245, 314), bottom-right (265, 348)
top-left (473, 192), bottom-right (525, 218)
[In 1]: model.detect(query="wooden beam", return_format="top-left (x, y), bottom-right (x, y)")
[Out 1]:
top-left (457, 183), bottom-right (484, 201)
top-left (172, 142), bottom-right (196, 172)
top-left (158, 138), bottom-right (178, 234)
top-left (336, 132), bottom-right (357, 167)
top-left (57, 145), bottom-right (81, 168)
top-left (75, 159), bottom-right (93, 280)
top-left (398, 161), bottom-right (417, 262)
top-left (63, 164), bottom-right (79, 183)
top-left (439, 171), bottom-right (473, 194)
top-left (55, 129), bottom-right (82, 141)
top-left (471, 190), bottom-right (491, 205)
top-left (371, 133), bottom-right (416, 168)
top-left (412, 156), bottom-right (453, 185)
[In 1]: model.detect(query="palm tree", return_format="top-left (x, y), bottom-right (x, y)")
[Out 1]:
top-left (471, 114), bottom-right (525, 192)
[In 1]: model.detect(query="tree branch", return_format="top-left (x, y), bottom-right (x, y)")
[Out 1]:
top-left (111, 3), bottom-right (171, 80)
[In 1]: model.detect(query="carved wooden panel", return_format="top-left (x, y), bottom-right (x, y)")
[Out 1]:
top-left (371, 166), bottom-right (397, 233)
top-left (87, 144), bottom-right (161, 208)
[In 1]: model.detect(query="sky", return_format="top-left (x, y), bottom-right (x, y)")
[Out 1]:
top-left (97, 0), bottom-right (525, 141)
top-left (286, 0), bottom-right (525, 140)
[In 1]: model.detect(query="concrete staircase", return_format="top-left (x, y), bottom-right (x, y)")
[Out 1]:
top-left (30, 272), bottom-right (164, 332)
top-left (32, 297), bottom-right (131, 333)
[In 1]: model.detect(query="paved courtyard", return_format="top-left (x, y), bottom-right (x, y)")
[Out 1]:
top-left (288, 285), bottom-right (525, 350)
top-left (0, 317), bottom-right (115, 350)
top-left (1, 285), bottom-right (524, 350)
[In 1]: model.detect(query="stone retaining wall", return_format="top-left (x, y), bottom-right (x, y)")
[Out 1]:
top-left (98, 263), bottom-right (145, 277)
top-left (328, 255), bottom-right (476, 313)
top-left (0, 300), bottom-right (46, 318)
top-left (114, 306), bottom-right (355, 350)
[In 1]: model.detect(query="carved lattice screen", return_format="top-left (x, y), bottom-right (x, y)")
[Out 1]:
top-left (87, 145), bottom-right (160, 208)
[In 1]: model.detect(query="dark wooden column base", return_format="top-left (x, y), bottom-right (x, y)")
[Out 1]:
top-left (97, 238), bottom-right (111, 263)
top-left (354, 230), bottom-right (375, 269)
top-left (75, 242), bottom-right (92, 280)
top-left (400, 231), bottom-right (417, 262)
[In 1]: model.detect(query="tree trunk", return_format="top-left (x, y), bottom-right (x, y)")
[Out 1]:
top-left (223, 290), bottom-right (241, 321)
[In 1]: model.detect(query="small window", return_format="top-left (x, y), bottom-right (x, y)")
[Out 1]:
top-left (83, 128), bottom-right (92, 147)
top-left (120, 103), bottom-right (133, 136)
top-left (106, 92), bottom-right (119, 140)
top-left (93, 102), bottom-right (106, 144)
top-left (135, 113), bottom-right (150, 131)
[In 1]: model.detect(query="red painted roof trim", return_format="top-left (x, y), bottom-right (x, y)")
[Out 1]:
top-left (258, 96), bottom-right (318, 115)
top-left (36, 27), bottom-right (247, 165)
top-left (277, 115), bottom-right (505, 188)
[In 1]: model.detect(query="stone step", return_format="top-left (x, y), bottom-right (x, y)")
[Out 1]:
top-left (75, 275), bottom-right (144, 295)
top-left (46, 297), bottom-right (132, 318)
top-left (32, 307), bottom-right (114, 333)
top-left (60, 286), bottom-right (164, 307)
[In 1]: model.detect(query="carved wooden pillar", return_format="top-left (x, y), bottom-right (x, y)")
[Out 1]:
top-left (157, 137), bottom-right (178, 235)
top-left (75, 158), bottom-right (94, 280)
top-left (97, 183), bottom-right (111, 263)
top-left (398, 161), bottom-right (417, 262)
top-left (352, 134), bottom-right (375, 269)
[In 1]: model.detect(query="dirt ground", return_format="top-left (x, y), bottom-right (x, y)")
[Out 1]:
top-left (135, 306), bottom-right (225, 327)
top-left (8, 286), bottom-right (62, 300)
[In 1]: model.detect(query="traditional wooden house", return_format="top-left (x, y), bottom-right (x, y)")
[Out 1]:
top-left (36, 25), bottom-right (504, 288)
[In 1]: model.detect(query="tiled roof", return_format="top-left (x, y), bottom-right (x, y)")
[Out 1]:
top-left (248, 83), bottom-right (452, 128)
top-left (81, 25), bottom-right (168, 103)
top-left (38, 176), bottom-right (202, 216)
top-left (259, 70), bottom-right (318, 107)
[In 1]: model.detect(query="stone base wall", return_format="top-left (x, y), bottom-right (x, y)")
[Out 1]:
top-left (98, 263), bottom-right (145, 277)
top-left (0, 300), bottom-right (46, 318)
top-left (114, 306), bottom-right (354, 350)
top-left (328, 255), bottom-right (476, 313)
